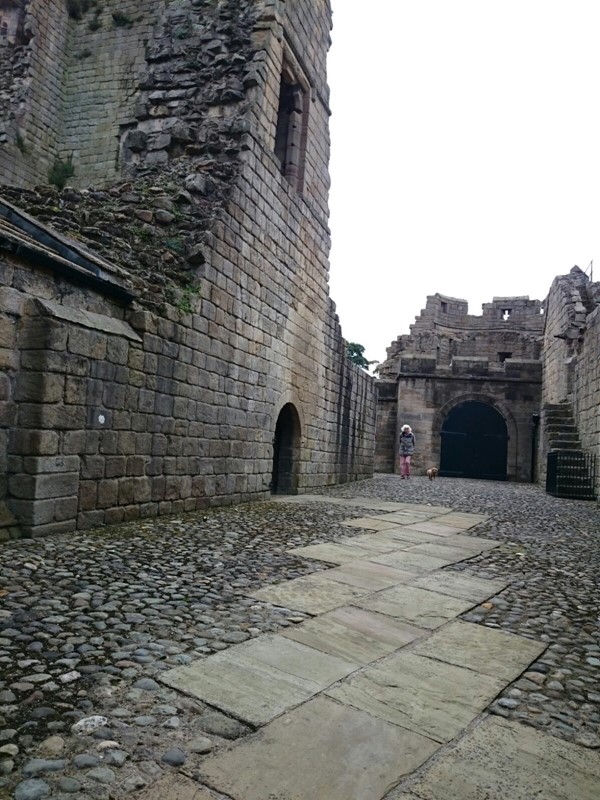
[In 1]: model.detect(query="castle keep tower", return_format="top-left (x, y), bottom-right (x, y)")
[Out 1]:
top-left (0, 0), bottom-right (376, 538)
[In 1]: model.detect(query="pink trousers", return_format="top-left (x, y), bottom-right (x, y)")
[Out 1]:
top-left (400, 455), bottom-right (412, 477)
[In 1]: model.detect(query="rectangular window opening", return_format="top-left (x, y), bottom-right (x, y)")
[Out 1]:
top-left (498, 351), bottom-right (512, 363)
top-left (274, 60), bottom-right (308, 193)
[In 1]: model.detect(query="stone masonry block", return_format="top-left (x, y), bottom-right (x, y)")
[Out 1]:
top-left (68, 329), bottom-right (107, 359)
top-left (54, 496), bottom-right (79, 522)
top-left (0, 402), bottom-right (16, 427)
top-left (79, 481), bottom-right (98, 511)
top-left (65, 377), bottom-right (87, 405)
top-left (9, 429), bottom-right (59, 456)
top-left (20, 351), bottom-right (89, 376)
top-left (0, 348), bottom-right (19, 371)
top-left (9, 499), bottom-right (55, 526)
top-left (0, 374), bottom-right (10, 400)
top-left (81, 456), bottom-right (105, 480)
top-left (98, 480), bottom-right (119, 508)
top-left (9, 472), bottom-right (79, 500)
top-left (18, 404), bottom-right (86, 430)
top-left (0, 317), bottom-right (17, 349)
top-left (20, 318), bottom-right (67, 351)
top-left (23, 456), bottom-right (80, 474)
top-left (15, 372), bottom-right (64, 403)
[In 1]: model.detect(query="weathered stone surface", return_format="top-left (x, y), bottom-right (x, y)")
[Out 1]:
top-left (357, 585), bottom-right (476, 629)
top-left (407, 716), bottom-right (600, 799)
top-left (249, 573), bottom-right (367, 614)
top-left (288, 542), bottom-right (383, 565)
top-left (281, 606), bottom-right (424, 665)
top-left (410, 571), bottom-right (508, 602)
top-left (160, 635), bottom-right (358, 726)
top-left (369, 550), bottom-right (459, 573)
top-left (411, 620), bottom-right (546, 679)
top-left (326, 652), bottom-right (505, 743)
top-left (200, 696), bottom-right (439, 800)
top-left (322, 560), bottom-right (419, 591)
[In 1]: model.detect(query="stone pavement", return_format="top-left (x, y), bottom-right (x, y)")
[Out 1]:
top-left (1, 476), bottom-right (599, 799)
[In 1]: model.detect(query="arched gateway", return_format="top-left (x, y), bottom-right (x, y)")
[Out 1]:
top-left (440, 401), bottom-right (508, 480)
top-left (271, 403), bottom-right (301, 494)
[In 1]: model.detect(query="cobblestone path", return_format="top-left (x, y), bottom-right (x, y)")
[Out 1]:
top-left (0, 476), bottom-right (598, 799)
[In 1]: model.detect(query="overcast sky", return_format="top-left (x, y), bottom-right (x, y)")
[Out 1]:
top-left (326, 0), bottom-right (600, 367)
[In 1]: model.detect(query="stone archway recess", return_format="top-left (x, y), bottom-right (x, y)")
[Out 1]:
top-left (440, 401), bottom-right (508, 480)
top-left (271, 403), bottom-right (302, 495)
top-left (432, 395), bottom-right (519, 480)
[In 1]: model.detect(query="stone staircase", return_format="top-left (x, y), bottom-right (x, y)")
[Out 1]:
top-left (542, 401), bottom-right (597, 499)
top-left (543, 401), bottom-right (582, 451)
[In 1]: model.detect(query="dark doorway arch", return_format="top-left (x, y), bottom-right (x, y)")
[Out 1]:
top-left (271, 403), bottom-right (301, 494)
top-left (440, 402), bottom-right (508, 480)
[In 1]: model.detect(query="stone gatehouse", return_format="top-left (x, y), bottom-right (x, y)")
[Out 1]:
top-left (0, 0), bottom-right (377, 540)
top-left (376, 294), bottom-right (544, 482)
top-left (376, 269), bottom-right (600, 499)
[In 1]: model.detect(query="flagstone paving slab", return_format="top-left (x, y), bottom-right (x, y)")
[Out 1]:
top-left (358, 584), bottom-right (475, 628)
top-left (249, 572), bottom-right (367, 614)
top-left (328, 605), bottom-right (429, 647)
top-left (410, 620), bottom-right (546, 680)
top-left (235, 633), bottom-right (359, 684)
top-left (160, 649), bottom-right (318, 726)
top-left (370, 513), bottom-right (440, 526)
top-left (342, 517), bottom-right (410, 531)
top-left (160, 635), bottom-right (358, 726)
top-left (402, 716), bottom-right (600, 800)
top-left (400, 521), bottom-right (468, 537)
top-left (365, 528), bottom-right (445, 546)
top-left (404, 542), bottom-right (477, 562)
top-left (382, 503), bottom-right (453, 514)
top-left (433, 512), bottom-right (488, 529)
top-left (199, 696), bottom-right (440, 800)
top-left (322, 560), bottom-right (420, 591)
top-left (372, 510), bottom-right (440, 520)
top-left (287, 541), bottom-right (381, 564)
top-left (370, 550), bottom-right (460, 572)
top-left (410, 571), bottom-right (507, 602)
top-left (326, 652), bottom-right (505, 743)
top-left (339, 532), bottom-right (403, 553)
top-left (280, 607), bottom-right (425, 664)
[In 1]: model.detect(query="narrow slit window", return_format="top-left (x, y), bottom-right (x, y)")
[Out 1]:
top-left (274, 62), bottom-right (308, 192)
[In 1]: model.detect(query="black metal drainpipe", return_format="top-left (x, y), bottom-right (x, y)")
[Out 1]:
top-left (531, 413), bottom-right (540, 483)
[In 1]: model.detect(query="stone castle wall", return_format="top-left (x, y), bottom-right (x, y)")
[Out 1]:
top-left (0, 0), bottom-right (376, 538)
top-left (0, 0), bottom-right (167, 187)
top-left (380, 293), bottom-right (544, 376)
top-left (377, 294), bottom-right (544, 481)
top-left (1, 250), bottom-right (373, 537)
top-left (540, 267), bottom-right (600, 494)
top-left (0, 0), bottom-right (69, 186)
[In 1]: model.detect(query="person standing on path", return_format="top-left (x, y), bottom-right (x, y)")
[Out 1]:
top-left (399, 424), bottom-right (415, 479)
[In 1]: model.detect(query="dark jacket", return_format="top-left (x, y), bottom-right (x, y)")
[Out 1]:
top-left (399, 432), bottom-right (415, 456)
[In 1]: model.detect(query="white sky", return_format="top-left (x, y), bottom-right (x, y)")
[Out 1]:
top-left (327, 0), bottom-right (600, 367)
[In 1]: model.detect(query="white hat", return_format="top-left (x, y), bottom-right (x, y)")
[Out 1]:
top-left (401, 424), bottom-right (412, 432)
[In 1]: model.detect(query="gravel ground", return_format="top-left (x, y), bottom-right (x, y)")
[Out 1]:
top-left (0, 475), bottom-right (599, 798)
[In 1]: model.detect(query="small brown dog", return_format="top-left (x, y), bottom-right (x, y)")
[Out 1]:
top-left (427, 468), bottom-right (439, 481)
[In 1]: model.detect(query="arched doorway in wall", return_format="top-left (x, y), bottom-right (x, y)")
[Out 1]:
top-left (271, 403), bottom-right (301, 494)
top-left (440, 401), bottom-right (508, 480)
